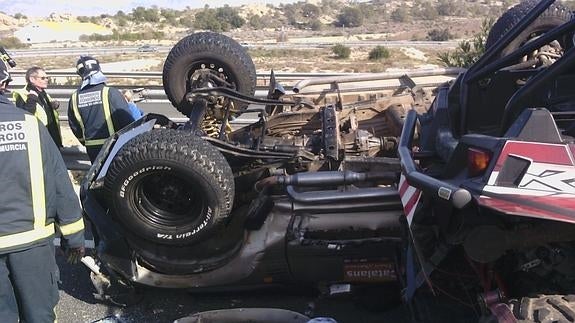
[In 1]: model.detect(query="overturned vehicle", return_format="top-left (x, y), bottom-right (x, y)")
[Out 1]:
top-left (81, 0), bottom-right (575, 320)
top-left (80, 31), bottom-right (445, 297)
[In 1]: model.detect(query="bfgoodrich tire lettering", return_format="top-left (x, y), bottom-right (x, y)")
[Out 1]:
top-left (104, 129), bottom-right (234, 245)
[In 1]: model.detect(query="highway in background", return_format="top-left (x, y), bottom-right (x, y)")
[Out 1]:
top-left (9, 40), bottom-right (459, 57)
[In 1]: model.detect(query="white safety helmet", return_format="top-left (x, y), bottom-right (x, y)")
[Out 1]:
top-left (76, 56), bottom-right (101, 79)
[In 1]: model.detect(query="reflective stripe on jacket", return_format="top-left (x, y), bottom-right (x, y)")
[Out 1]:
top-left (12, 88), bottom-right (60, 128)
top-left (70, 86), bottom-right (115, 146)
top-left (0, 109), bottom-right (84, 253)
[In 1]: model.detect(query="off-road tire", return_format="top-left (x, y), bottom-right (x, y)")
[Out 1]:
top-left (485, 0), bottom-right (572, 57)
top-left (508, 295), bottom-right (575, 322)
top-left (104, 129), bottom-right (234, 245)
top-left (162, 32), bottom-right (256, 116)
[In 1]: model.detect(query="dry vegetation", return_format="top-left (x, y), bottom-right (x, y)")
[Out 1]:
top-left (2, 0), bottom-right (499, 74)
top-left (5, 1), bottom-right (524, 75)
top-left (250, 46), bottom-right (438, 73)
top-left (15, 45), bottom-right (444, 76)
top-left (15, 52), bottom-right (160, 70)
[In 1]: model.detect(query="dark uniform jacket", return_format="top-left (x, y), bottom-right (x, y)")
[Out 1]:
top-left (13, 84), bottom-right (62, 147)
top-left (0, 94), bottom-right (84, 254)
top-left (67, 83), bottom-right (134, 149)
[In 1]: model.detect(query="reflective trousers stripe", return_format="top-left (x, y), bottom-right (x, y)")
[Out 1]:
top-left (71, 87), bottom-right (114, 146)
top-left (0, 115), bottom-right (50, 250)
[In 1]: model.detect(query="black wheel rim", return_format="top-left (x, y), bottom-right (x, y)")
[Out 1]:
top-left (187, 60), bottom-right (238, 92)
top-left (130, 171), bottom-right (205, 227)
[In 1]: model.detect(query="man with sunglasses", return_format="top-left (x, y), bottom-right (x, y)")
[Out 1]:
top-left (13, 66), bottom-right (62, 148)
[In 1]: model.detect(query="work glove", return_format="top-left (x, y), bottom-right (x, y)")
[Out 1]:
top-left (25, 90), bottom-right (39, 110)
top-left (51, 100), bottom-right (60, 110)
top-left (64, 246), bottom-right (85, 264)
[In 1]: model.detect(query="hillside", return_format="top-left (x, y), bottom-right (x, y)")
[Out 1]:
top-left (0, 0), bottom-right (523, 46)
top-left (0, 0), bottom-right (557, 73)
top-left (0, 12), bottom-right (19, 31)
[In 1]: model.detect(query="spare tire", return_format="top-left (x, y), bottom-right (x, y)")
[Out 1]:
top-left (104, 129), bottom-right (234, 245)
top-left (485, 0), bottom-right (572, 57)
top-left (162, 32), bottom-right (257, 117)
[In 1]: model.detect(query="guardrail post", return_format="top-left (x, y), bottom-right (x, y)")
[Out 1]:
top-left (61, 146), bottom-right (91, 171)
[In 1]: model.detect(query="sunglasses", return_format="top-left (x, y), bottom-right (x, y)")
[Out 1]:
top-left (35, 76), bottom-right (49, 80)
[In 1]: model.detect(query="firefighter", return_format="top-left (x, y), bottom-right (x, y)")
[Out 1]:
top-left (67, 56), bottom-right (135, 163)
top-left (0, 56), bottom-right (85, 322)
top-left (13, 66), bottom-right (63, 147)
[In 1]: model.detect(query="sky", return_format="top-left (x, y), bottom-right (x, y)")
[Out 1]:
top-left (0, 0), bottom-right (296, 17)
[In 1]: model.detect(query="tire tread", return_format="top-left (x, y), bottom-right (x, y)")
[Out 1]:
top-left (162, 32), bottom-right (256, 116)
top-left (104, 129), bottom-right (234, 244)
top-left (485, 0), bottom-right (572, 55)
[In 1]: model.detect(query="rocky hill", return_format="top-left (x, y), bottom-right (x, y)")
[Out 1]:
top-left (2, 1), bottom-right (502, 32)
top-left (1, 1), bottom-right (536, 47)
top-left (0, 12), bottom-right (20, 31)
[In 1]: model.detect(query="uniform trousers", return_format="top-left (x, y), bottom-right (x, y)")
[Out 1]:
top-left (0, 243), bottom-right (59, 323)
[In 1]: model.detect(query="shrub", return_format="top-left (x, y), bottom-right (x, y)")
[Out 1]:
top-left (248, 15), bottom-right (264, 29)
top-left (336, 7), bottom-right (364, 27)
top-left (332, 44), bottom-right (351, 59)
top-left (437, 18), bottom-right (493, 67)
top-left (427, 28), bottom-right (453, 41)
top-left (193, 6), bottom-right (245, 32)
top-left (302, 3), bottom-right (320, 18)
top-left (368, 46), bottom-right (390, 60)
top-left (310, 19), bottom-right (323, 31)
top-left (391, 7), bottom-right (410, 23)
top-left (80, 31), bottom-right (165, 42)
top-left (0, 37), bottom-right (29, 49)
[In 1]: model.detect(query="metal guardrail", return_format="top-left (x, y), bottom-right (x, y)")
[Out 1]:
top-left (10, 68), bottom-right (464, 102)
top-left (9, 71), bottom-right (355, 83)
top-left (61, 146), bottom-right (92, 171)
top-left (9, 71), bottom-right (361, 102)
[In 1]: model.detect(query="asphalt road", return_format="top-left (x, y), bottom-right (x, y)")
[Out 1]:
top-left (55, 250), bottom-right (407, 323)
top-left (54, 223), bottom-right (406, 322)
